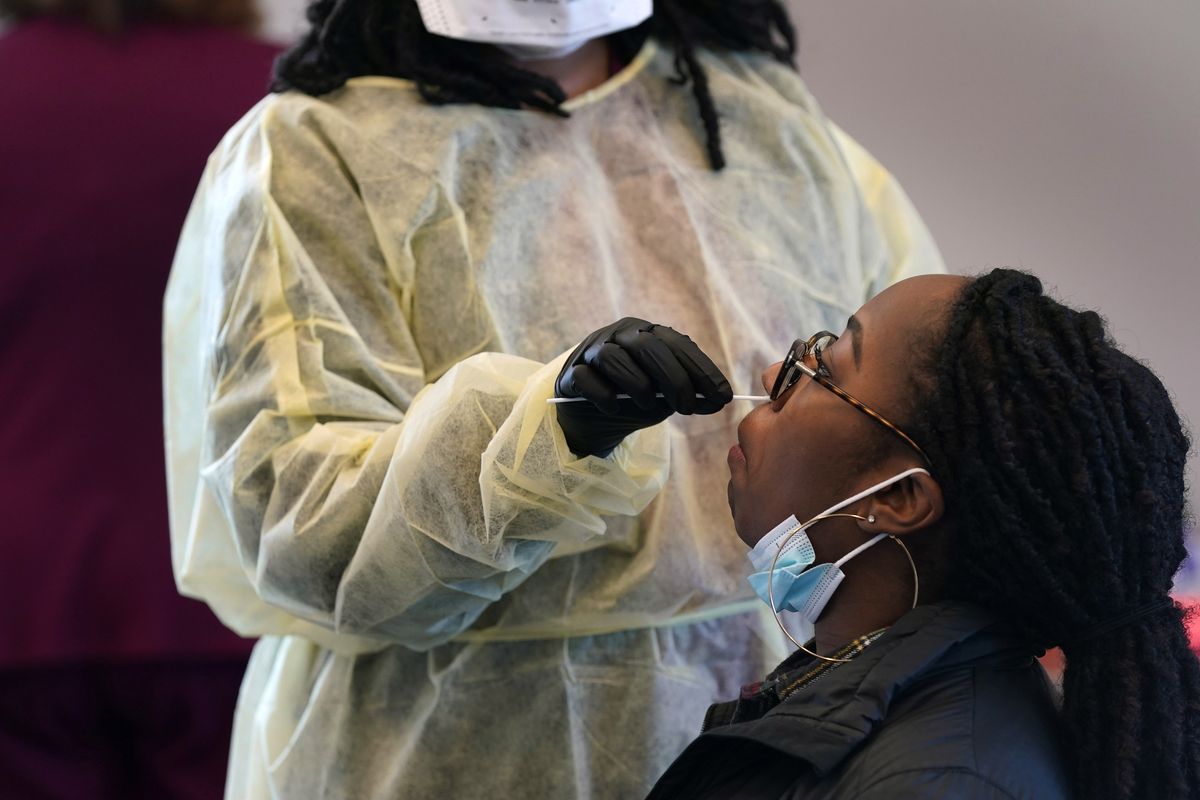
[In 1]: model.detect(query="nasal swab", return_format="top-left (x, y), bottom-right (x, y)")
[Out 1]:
top-left (547, 394), bottom-right (768, 405)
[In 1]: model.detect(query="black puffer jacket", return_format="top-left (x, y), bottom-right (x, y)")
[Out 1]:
top-left (647, 602), bottom-right (1071, 799)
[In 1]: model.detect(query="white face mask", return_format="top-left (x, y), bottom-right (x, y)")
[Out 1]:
top-left (414, 0), bottom-right (653, 58)
top-left (495, 42), bottom-right (592, 61)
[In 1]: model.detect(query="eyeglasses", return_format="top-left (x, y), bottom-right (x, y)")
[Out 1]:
top-left (771, 331), bottom-right (931, 466)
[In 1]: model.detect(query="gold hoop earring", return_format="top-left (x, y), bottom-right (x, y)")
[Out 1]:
top-left (767, 518), bottom-right (920, 664)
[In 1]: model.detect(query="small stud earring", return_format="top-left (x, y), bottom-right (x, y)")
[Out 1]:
top-left (867, 514), bottom-right (876, 524)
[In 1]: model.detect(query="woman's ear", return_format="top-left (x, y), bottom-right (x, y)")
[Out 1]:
top-left (858, 471), bottom-right (944, 536)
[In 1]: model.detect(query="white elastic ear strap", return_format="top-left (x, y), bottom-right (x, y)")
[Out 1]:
top-left (752, 467), bottom-right (929, 568)
top-left (834, 533), bottom-right (889, 569)
top-left (800, 467), bottom-right (930, 528)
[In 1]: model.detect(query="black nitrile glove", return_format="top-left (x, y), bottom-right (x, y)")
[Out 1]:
top-left (554, 318), bottom-right (733, 457)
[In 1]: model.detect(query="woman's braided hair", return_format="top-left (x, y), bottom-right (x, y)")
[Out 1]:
top-left (908, 268), bottom-right (1200, 800)
top-left (271, 0), bottom-right (797, 170)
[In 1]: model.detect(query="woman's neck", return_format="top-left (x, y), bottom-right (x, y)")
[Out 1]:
top-left (508, 38), bottom-right (613, 99)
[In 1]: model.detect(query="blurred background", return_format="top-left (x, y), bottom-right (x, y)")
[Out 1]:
top-left (1, 3), bottom-right (291, 797)
top-left (1, 1), bottom-right (1195, 797)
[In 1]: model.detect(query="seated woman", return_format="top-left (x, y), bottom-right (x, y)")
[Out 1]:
top-left (644, 269), bottom-right (1200, 799)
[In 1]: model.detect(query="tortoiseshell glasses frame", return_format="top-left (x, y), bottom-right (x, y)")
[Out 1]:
top-left (770, 331), bottom-right (931, 466)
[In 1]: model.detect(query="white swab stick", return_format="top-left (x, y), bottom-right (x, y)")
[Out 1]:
top-left (547, 394), bottom-right (768, 405)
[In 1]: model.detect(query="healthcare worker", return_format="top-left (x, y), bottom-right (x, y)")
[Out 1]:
top-left (162, 1), bottom-right (945, 798)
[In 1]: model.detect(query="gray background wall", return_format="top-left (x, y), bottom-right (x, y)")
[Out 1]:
top-left (790, 1), bottom-right (1199, 577)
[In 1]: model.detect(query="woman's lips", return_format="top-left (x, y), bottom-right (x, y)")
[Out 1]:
top-left (728, 443), bottom-right (746, 465)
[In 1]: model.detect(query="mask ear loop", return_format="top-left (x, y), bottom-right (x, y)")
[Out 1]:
top-left (767, 513), bottom-right (920, 664)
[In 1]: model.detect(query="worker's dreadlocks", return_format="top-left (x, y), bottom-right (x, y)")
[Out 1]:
top-left (906, 269), bottom-right (1200, 800)
top-left (271, 0), bottom-right (797, 170)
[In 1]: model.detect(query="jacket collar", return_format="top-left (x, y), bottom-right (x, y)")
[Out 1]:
top-left (702, 601), bottom-right (1038, 775)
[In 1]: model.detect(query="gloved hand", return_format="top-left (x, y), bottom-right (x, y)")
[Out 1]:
top-left (554, 318), bottom-right (733, 457)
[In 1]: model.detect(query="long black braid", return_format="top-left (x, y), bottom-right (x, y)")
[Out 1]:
top-left (907, 269), bottom-right (1200, 800)
top-left (271, 0), bottom-right (798, 170)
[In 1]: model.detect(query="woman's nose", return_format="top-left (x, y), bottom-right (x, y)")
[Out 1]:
top-left (762, 361), bottom-right (783, 395)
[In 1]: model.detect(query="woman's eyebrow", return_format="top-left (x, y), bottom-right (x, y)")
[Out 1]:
top-left (847, 315), bottom-right (864, 369)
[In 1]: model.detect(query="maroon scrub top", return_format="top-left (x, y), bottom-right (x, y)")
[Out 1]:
top-left (0, 19), bottom-right (280, 666)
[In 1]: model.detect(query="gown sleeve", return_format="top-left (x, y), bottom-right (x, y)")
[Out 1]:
top-left (163, 98), bottom-right (669, 655)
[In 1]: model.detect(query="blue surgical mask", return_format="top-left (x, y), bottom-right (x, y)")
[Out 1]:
top-left (746, 468), bottom-right (930, 624)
